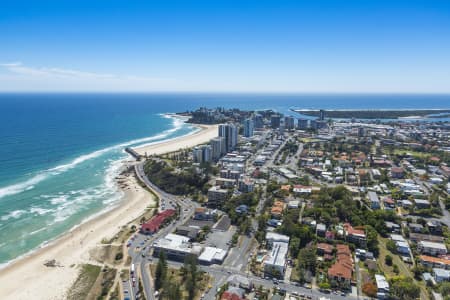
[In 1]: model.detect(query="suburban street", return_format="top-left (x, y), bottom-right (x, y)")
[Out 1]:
top-left (126, 158), bottom-right (358, 300)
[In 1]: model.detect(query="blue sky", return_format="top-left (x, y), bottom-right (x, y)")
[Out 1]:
top-left (1, 0), bottom-right (449, 92)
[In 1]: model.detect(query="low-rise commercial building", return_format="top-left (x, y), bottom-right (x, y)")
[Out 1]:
top-left (153, 233), bottom-right (202, 261)
top-left (264, 232), bottom-right (290, 278)
top-left (140, 209), bottom-right (176, 234)
top-left (198, 246), bottom-right (228, 265)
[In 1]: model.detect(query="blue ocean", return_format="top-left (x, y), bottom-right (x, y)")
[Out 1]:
top-left (0, 93), bottom-right (449, 265)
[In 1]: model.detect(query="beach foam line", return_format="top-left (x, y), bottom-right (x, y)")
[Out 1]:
top-left (0, 114), bottom-right (187, 200)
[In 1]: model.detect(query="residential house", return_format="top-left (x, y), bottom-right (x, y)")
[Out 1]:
top-left (375, 274), bottom-right (390, 300)
top-left (414, 199), bottom-right (431, 209)
top-left (328, 244), bottom-right (353, 290)
top-left (419, 255), bottom-right (450, 270)
top-left (433, 268), bottom-right (450, 283)
top-left (368, 191), bottom-right (380, 209)
top-left (271, 200), bottom-right (285, 219)
top-left (390, 167), bottom-right (405, 179)
top-left (316, 223), bottom-right (327, 237)
top-left (344, 223), bottom-right (367, 247)
top-left (317, 243), bottom-right (334, 256)
top-left (385, 221), bottom-right (401, 233)
top-left (418, 241), bottom-right (448, 256)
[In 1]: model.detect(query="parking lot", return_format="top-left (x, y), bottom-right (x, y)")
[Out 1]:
top-left (203, 226), bottom-right (236, 250)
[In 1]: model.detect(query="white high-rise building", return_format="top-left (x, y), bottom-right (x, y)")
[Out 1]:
top-left (284, 116), bottom-right (295, 130)
top-left (219, 123), bottom-right (238, 153)
top-left (192, 145), bottom-right (213, 163)
top-left (243, 118), bottom-right (254, 137)
top-left (210, 136), bottom-right (226, 161)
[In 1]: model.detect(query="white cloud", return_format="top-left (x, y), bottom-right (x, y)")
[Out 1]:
top-left (0, 61), bottom-right (169, 82)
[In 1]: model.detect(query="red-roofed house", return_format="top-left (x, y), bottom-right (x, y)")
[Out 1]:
top-left (441, 166), bottom-right (450, 178)
top-left (383, 197), bottom-right (395, 209)
top-left (221, 290), bottom-right (245, 300)
top-left (317, 243), bottom-right (334, 256)
top-left (390, 167), bottom-right (405, 179)
top-left (140, 209), bottom-right (176, 234)
top-left (328, 244), bottom-right (353, 289)
top-left (344, 223), bottom-right (367, 247)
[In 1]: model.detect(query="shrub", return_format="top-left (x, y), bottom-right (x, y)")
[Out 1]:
top-left (362, 282), bottom-right (377, 297)
top-left (385, 255), bottom-right (393, 266)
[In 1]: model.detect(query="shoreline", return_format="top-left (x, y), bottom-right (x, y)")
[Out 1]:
top-left (0, 122), bottom-right (218, 300)
top-left (133, 122), bottom-right (218, 156)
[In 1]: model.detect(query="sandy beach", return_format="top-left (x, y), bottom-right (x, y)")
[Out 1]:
top-left (0, 123), bottom-right (218, 300)
top-left (134, 123), bottom-right (218, 156)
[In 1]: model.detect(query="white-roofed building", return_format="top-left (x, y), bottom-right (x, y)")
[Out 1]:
top-left (433, 268), bottom-right (450, 283)
top-left (153, 233), bottom-right (202, 261)
top-left (198, 246), bottom-right (228, 265)
top-left (264, 232), bottom-right (290, 278)
top-left (390, 234), bottom-right (406, 243)
top-left (375, 274), bottom-right (389, 299)
top-left (266, 232), bottom-right (290, 244)
top-left (418, 241), bottom-right (448, 256)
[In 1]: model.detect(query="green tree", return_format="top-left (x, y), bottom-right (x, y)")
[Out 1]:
top-left (385, 255), bottom-right (393, 266)
top-left (297, 247), bottom-right (317, 275)
top-left (184, 254), bottom-right (199, 300)
top-left (386, 239), bottom-right (397, 253)
top-left (390, 277), bottom-right (420, 300)
top-left (161, 276), bottom-right (182, 300)
top-left (289, 237), bottom-right (301, 257)
top-left (440, 282), bottom-right (450, 296)
top-left (154, 251), bottom-right (168, 290)
top-left (365, 225), bottom-right (379, 256)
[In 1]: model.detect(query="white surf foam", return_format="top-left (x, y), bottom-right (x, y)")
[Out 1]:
top-left (0, 114), bottom-right (187, 200)
top-left (1, 209), bottom-right (27, 221)
top-left (29, 207), bottom-right (53, 216)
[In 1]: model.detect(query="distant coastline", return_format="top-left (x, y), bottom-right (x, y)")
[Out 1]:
top-left (292, 108), bottom-right (450, 119)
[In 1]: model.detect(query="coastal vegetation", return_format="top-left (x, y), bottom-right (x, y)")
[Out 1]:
top-left (66, 264), bottom-right (101, 300)
top-left (152, 253), bottom-right (210, 300)
top-left (143, 159), bottom-right (210, 195)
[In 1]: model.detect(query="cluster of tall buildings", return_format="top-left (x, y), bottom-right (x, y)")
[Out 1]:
top-left (192, 145), bottom-right (212, 163)
top-left (193, 110), bottom-right (329, 163)
top-left (297, 119), bottom-right (328, 130)
top-left (193, 123), bottom-right (239, 163)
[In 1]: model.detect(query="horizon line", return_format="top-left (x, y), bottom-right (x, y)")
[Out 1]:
top-left (1, 91), bottom-right (450, 95)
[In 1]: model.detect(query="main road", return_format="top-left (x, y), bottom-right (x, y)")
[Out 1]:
top-left (127, 160), bottom-right (198, 300)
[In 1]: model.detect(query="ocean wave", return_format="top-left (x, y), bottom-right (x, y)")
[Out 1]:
top-left (0, 173), bottom-right (48, 199)
top-left (0, 209), bottom-right (27, 221)
top-left (29, 207), bottom-right (53, 216)
top-left (49, 195), bottom-right (69, 205)
top-left (0, 114), bottom-right (187, 200)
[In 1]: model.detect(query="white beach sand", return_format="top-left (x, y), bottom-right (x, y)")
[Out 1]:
top-left (0, 124), bottom-right (218, 300)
